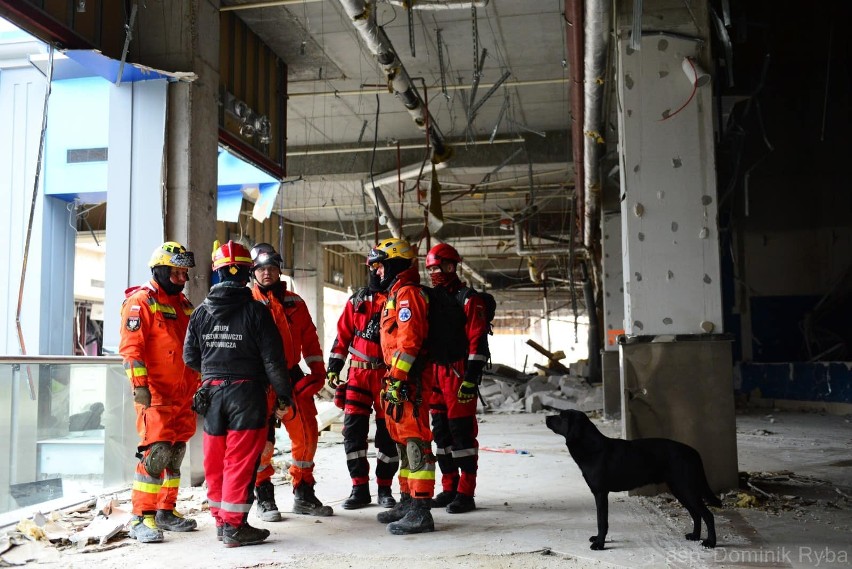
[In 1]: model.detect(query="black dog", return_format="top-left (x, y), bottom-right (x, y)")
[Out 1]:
top-left (546, 410), bottom-right (720, 550)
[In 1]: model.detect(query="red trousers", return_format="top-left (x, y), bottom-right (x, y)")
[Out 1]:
top-left (430, 361), bottom-right (479, 497)
top-left (341, 365), bottom-right (398, 487)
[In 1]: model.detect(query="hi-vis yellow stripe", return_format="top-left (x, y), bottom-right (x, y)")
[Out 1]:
top-left (407, 469), bottom-right (436, 481)
top-left (392, 356), bottom-right (412, 373)
top-left (132, 480), bottom-right (162, 494)
top-left (149, 302), bottom-right (177, 316)
top-left (124, 362), bottom-right (148, 379)
top-left (162, 477), bottom-right (181, 488)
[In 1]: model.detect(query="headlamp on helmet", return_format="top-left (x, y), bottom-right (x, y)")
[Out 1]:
top-left (250, 242), bottom-right (283, 271)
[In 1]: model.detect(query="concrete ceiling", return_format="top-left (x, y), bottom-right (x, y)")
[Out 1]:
top-left (223, 0), bottom-right (582, 316)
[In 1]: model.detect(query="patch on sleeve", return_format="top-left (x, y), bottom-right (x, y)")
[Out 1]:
top-left (398, 307), bottom-right (412, 322)
top-left (130, 305), bottom-right (141, 312)
top-left (125, 316), bottom-right (141, 332)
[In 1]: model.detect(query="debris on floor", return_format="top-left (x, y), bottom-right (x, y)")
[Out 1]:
top-left (479, 367), bottom-right (602, 414)
top-left (0, 488), bottom-right (208, 565)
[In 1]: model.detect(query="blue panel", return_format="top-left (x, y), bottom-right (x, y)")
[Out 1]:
top-left (217, 185), bottom-right (244, 223)
top-left (44, 78), bottom-right (109, 202)
top-left (64, 50), bottom-right (173, 83)
top-left (739, 363), bottom-right (852, 403)
top-left (217, 150), bottom-right (279, 186)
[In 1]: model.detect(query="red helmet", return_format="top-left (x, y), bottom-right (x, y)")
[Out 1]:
top-left (426, 243), bottom-right (461, 268)
top-left (212, 240), bottom-right (253, 271)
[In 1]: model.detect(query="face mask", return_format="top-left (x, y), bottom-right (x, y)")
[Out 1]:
top-left (152, 265), bottom-right (185, 295)
top-left (429, 270), bottom-right (453, 288)
top-left (368, 270), bottom-right (382, 291)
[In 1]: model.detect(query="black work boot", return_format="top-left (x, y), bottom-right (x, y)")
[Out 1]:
top-left (293, 483), bottom-right (333, 516)
top-left (377, 492), bottom-right (411, 523)
top-left (222, 522), bottom-right (270, 548)
top-left (446, 493), bottom-right (476, 514)
top-left (255, 480), bottom-right (282, 522)
top-left (342, 484), bottom-right (371, 510)
top-left (431, 490), bottom-right (456, 508)
top-left (155, 509), bottom-right (198, 531)
top-left (387, 498), bottom-right (434, 535)
top-left (377, 486), bottom-right (397, 508)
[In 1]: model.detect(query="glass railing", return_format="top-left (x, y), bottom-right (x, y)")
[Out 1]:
top-left (0, 356), bottom-right (138, 526)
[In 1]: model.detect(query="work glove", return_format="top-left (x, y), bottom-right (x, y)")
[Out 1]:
top-left (327, 371), bottom-right (346, 389)
top-left (133, 386), bottom-right (151, 408)
top-left (456, 380), bottom-right (478, 404)
top-left (275, 396), bottom-right (295, 421)
top-left (382, 378), bottom-right (408, 405)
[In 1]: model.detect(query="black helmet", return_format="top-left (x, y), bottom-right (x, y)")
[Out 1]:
top-left (250, 242), bottom-right (283, 271)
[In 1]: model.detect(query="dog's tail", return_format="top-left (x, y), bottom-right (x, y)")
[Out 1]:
top-left (703, 476), bottom-right (722, 507)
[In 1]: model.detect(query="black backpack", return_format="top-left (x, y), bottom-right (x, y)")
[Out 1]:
top-left (400, 285), bottom-right (468, 366)
top-left (457, 287), bottom-right (496, 334)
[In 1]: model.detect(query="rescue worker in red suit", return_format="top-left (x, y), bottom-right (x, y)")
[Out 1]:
top-left (368, 238), bottom-right (436, 535)
top-left (249, 243), bottom-right (332, 518)
top-left (119, 241), bottom-right (199, 544)
top-left (183, 241), bottom-right (293, 547)
top-left (425, 243), bottom-right (490, 514)
top-left (326, 268), bottom-right (399, 510)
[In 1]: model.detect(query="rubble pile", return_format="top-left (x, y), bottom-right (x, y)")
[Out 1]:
top-left (479, 364), bottom-right (602, 414)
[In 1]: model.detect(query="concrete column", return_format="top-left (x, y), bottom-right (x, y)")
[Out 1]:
top-left (601, 212), bottom-right (624, 419)
top-left (290, 226), bottom-right (325, 356)
top-left (614, 20), bottom-right (737, 490)
top-left (135, 0), bottom-right (220, 487)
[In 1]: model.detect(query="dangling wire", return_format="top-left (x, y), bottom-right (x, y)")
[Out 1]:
top-left (17, 43), bottom-right (54, 398)
top-left (368, 94), bottom-right (381, 243)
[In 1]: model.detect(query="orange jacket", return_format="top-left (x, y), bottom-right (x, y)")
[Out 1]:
top-left (380, 266), bottom-right (428, 382)
top-left (252, 284), bottom-right (325, 396)
top-left (118, 281), bottom-right (200, 447)
top-left (119, 280), bottom-right (198, 403)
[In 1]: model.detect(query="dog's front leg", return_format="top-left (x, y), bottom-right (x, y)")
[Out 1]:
top-left (590, 491), bottom-right (608, 550)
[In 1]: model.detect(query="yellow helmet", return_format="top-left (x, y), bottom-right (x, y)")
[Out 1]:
top-left (366, 238), bottom-right (416, 266)
top-left (148, 241), bottom-right (196, 268)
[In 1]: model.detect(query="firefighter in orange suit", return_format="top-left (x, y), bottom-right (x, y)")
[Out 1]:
top-left (425, 243), bottom-right (490, 514)
top-left (326, 268), bottom-right (399, 510)
top-left (249, 243), bottom-right (332, 518)
top-left (369, 238), bottom-right (436, 535)
top-left (119, 241), bottom-right (199, 544)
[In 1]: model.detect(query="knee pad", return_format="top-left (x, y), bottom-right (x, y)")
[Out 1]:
top-left (143, 442), bottom-right (173, 477)
top-left (406, 438), bottom-right (431, 472)
top-left (167, 441), bottom-right (186, 472)
top-left (397, 443), bottom-right (409, 470)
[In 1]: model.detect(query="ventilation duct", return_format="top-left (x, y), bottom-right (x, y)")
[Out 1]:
top-left (384, 0), bottom-right (489, 9)
top-left (337, 0), bottom-right (451, 162)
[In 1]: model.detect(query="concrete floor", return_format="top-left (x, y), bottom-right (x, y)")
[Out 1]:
top-left (15, 409), bottom-right (852, 568)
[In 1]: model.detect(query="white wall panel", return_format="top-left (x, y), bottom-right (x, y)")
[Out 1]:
top-left (617, 35), bottom-right (723, 336)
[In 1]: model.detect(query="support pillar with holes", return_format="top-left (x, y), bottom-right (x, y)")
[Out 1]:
top-left (613, 14), bottom-right (737, 491)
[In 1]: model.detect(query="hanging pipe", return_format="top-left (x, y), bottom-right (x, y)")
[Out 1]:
top-left (385, 0), bottom-right (489, 9)
top-left (337, 0), bottom-right (451, 162)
